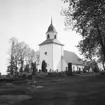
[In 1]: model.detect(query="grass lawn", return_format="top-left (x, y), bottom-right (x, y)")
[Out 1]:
top-left (0, 74), bottom-right (105, 105)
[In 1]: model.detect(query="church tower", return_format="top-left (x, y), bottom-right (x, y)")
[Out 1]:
top-left (39, 18), bottom-right (64, 72)
top-left (46, 18), bottom-right (57, 40)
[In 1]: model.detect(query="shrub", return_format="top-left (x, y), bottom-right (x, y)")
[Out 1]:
top-left (58, 72), bottom-right (66, 77)
top-left (36, 72), bottom-right (47, 78)
top-left (47, 72), bottom-right (57, 77)
top-left (75, 70), bottom-right (81, 74)
top-left (92, 67), bottom-right (99, 73)
top-left (47, 71), bottom-right (66, 77)
top-left (100, 71), bottom-right (105, 75)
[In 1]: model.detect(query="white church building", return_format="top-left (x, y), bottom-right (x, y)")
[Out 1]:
top-left (38, 19), bottom-right (84, 72)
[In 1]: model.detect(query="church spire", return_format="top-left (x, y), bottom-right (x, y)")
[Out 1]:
top-left (46, 17), bottom-right (57, 33)
top-left (46, 18), bottom-right (57, 40)
top-left (51, 17), bottom-right (52, 25)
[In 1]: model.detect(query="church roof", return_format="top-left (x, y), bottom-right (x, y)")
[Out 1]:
top-left (39, 39), bottom-right (64, 46)
top-left (47, 24), bottom-right (57, 33)
top-left (64, 50), bottom-right (84, 65)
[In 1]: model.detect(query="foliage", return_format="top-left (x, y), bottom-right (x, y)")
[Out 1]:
top-left (97, 48), bottom-right (105, 70)
top-left (31, 62), bottom-right (37, 75)
top-left (35, 51), bottom-right (40, 66)
top-left (100, 71), bottom-right (105, 75)
top-left (83, 60), bottom-right (99, 72)
top-left (7, 37), bottom-right (38, 75)
top-left (7, 65), bottom-right (14, 75)
top-left (90, 60), bottom-right (99, 72)
top-left (24, 64), bottom-right (30, 73)
top-left (47, 72), bottom-right (66, 77)
top-left (83, 65), bottom-right (90, 72)
top-left (27, 49), bottom-right (36, 65)
top-left (35, 72), bottom-right (47, 78)
top-left (17, 42), bottom-right (29, 72)
top-left (7, 37), bottom-right (19, 75)
top-left (62, 0), bottom-right (105, 67)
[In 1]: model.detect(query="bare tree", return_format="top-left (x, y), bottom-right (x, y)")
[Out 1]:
top-left (18, 42), bottom-right (29, 73)
top-left (27, 48), bottom-right (36, 65)
top-left (31, 62), bottom-right (37, 75)
top-left (7, 37), bottom-right (38, 75)
top-left (35, 51), bottom-right (40, 68)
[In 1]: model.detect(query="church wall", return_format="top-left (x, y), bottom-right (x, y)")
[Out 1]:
top-left (61, 62), bottom-right (84, 72)
top-left (39, 44), bottom-right (53, 71)
top-left (72, 64), bottom-right (84, 72)
top-left (77, 65), bottom-right (84, 71)
top-left (53, 44), bottom-right (64, 71)
top-left (38, 19), bottom-right (84, 72)
top-left (47, 32), bottom-right (55, 39)
top-left (39, 43), bottom-right (84, 72)
top-left (62, 59), bottom-right (68, 71)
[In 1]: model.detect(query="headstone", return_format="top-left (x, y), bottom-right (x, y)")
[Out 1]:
top-left (67, 63), bottom-right (72, 76)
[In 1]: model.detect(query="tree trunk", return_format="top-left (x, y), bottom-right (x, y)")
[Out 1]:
top-left (21, 59), bottom-right (24, 72)
top-left (15, 61), bottom-right (18, 74)
top-left (96, 24), bottom-right (105, 70)
top-left (102, 61), bottom-right (105, 71)
top-left (19, 57), bottom-right (24, 73)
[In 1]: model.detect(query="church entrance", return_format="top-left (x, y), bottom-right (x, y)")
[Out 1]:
top-left (41, 60), bottom-right (47, 72)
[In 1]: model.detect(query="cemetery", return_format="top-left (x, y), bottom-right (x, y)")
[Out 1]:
top-left (0, 70), bottom-right (105, 105)
top-left (1, 0), bottom-right (105, 105)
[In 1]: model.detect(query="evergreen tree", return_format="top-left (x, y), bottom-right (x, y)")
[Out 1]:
top-left (31, 62), bottom-right (37, 75)
top-left (7, 37), bottom-right (19, 75)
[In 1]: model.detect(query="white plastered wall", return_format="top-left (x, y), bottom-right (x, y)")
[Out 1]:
top-left (46, 32), bottom-right (56, 39)
top-left (72, 64), bottom-right (84, 72)
top-left (39, 43), bottom-right (84, 72)
top-left (52, 44), bottom-right (64, 71)
top-left (39, 44), bottom-right (53, 72)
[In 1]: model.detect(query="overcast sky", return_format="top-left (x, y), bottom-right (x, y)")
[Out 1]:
top-left (0, 0), bottom-right (82, 74)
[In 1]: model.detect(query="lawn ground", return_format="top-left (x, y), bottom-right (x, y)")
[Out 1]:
top-left (0, 74), bottom-right (105, 105)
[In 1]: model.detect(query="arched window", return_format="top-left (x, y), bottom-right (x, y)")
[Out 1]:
top-left (47, 34), bottom-right (49, 39)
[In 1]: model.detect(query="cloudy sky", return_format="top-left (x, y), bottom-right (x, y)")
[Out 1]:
top-left (0, 0), bottom-right (82, 74)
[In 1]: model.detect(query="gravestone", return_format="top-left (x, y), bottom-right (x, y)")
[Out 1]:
top-left (67, 63), bottom-right (72, 76)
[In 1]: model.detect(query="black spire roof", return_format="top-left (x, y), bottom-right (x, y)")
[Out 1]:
top-left (46, 18), bottom-right (57, 33)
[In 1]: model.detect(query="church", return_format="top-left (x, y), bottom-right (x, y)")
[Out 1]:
top-left (38, 19), bottom-right (84, 72)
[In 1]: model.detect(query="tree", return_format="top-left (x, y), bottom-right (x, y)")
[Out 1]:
top-left (24, 64), bottom-right (30, 73)
top-left (31, 62), bottom-right (37, 75)
top-left (27, 48), bottom-right (36, 65)
top-left (62, 0), bottom-right (105, 69)
top-left (83, 60), bottom-right (99, 72)
top-left (35, 51), bottom-right (40, 67)
top-left (41, 60), bottom-right (47, 72)
top-left (7, 37), bottom-right (37, 75)
top-left (90, 60), bottom-right (99, 72)
top-left (7, 37), bottom-right (19, 75)
top-left (18, 42), bottom-right (29, 73)
top-left (7, 60), bottom-right (15, 75)
top-left (97, 48), bottom-right (105, 70)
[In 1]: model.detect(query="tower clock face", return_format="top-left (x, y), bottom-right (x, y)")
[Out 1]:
top-left (44, 52), bottom-right (47, 55)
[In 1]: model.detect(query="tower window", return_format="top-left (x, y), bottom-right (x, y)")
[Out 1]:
top-left (54, 35), bottom-right (56, 39)
top-left (45, 52), bottom-right (47, 55)
top-left (47, 34), bottom-right (49, 39)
